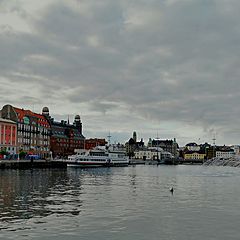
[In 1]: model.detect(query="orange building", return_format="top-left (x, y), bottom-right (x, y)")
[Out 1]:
top-left (0, 118), bottom-right (17, 157)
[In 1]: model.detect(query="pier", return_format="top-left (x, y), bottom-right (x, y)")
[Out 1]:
top-left (0, 159), bottom-right (67, 169)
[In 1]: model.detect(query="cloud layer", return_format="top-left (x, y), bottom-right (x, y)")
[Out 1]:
top-left (1, 0), bottom-right (240, 145)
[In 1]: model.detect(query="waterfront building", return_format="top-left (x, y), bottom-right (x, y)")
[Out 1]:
top-left (0, 118), bottom-right (17, 157)
top-left (1, 105), bottom-right (51, 158)
top-left (151, 138), bottom-right (179, 157)
top-left (84, 138), bottom-right (107, 150)
top-left (125, 132), bottom-right (144, 158)
top-left (134, 147), bottom-right (161, 160)
top-left (215, 146), bottom-right (235, 159)
top-left (232, 145), bottom-right (240, 155)
top-left (184, 150), bottom-right (206, 161)
top-left (206, 146), bottom-right (216, 159)
top-left (185, 142), bottom-right (200, 151)
top-left (42, 107), bottom-right (85, 158)
top-left (109, 143), bottom-right (126, 152)
top-left (134, 147), bottom-right (173, 160)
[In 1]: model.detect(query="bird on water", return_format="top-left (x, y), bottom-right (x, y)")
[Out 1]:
top-left (170, 187), bottom-right (174, 193)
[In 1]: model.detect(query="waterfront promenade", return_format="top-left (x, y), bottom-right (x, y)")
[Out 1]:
top-left (0, 159), bottom-right (67, 169)
top-left (0, 158), bottom-right (204, 169)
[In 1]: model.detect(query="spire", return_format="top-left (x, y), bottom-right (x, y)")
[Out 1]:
top-left (133, 131), bottom-right (137, 142)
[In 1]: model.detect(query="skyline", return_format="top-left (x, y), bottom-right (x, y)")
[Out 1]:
top-left (1, 0), bottom-right (240, 146)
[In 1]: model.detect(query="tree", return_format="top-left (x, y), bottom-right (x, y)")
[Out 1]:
top-left (0, 150), bottom-right (8, 156)
top-left (19, 151), bottom-right (27, 159)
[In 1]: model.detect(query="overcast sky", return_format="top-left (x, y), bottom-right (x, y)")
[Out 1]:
top-left (1, 0), bottom-right (240, 146)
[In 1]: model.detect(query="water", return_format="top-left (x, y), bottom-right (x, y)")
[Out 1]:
top-left (1, 165), bottom-right (240, 240)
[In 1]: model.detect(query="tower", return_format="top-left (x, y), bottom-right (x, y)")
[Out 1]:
top-left (133, 131), bottom-right (137, 143)
top-left (42, 107), bottom-right (50, 117)
top-left (74, 115), bottom-right (82, 134)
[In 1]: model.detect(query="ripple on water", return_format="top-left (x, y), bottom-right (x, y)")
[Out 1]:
top-left (0, 166), bottom-right (240, 240)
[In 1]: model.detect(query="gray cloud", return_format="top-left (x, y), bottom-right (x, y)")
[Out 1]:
top-left (1, 0), bottom-right (240, 145)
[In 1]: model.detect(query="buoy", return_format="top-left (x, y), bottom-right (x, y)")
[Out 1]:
top-left (170, 187), bottom-right (174, 193)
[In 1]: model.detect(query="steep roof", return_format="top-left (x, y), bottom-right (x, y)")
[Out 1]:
top-left (14, 107), bottom-right (50, 127)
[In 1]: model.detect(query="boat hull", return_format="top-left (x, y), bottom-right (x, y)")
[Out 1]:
top-left (67, 162), bottom-right (129, 168)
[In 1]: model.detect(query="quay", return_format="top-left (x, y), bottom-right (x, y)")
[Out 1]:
top-left (0, 159), bottom-right (67, 169)
top-left (129, 158), bottom-right (204, 165)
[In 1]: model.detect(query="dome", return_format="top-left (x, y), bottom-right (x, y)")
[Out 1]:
top-left (75, 115), bottom-right (81, 121)
top-left (42, 107), bottom-right (49, 115)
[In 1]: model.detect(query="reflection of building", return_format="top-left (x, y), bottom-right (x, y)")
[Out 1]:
top-left (0, 118), bottom-right (17, 155)
top-left (42, 107), bottom-right (85, 158)
top-left (84, 138), bottom-right (107, 150)
top-left (1, 105), bottom-right (50, 158)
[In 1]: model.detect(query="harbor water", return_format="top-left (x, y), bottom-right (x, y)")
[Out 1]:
top-left (1, 165), bottom-right (240, 240)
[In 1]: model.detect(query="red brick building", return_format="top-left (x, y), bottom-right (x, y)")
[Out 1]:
top-left (42, 107), bottom-right (85, 158)
top-left (84, 138), bottom-right (107, 150)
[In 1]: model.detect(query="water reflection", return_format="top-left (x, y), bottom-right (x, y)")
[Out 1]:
top-left (1, 166), bottom-right (240, 240)
top-left (0, 169), bottom-right (82, 225)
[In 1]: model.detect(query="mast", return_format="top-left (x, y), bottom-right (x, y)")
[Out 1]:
top-left (107, 132), bottom-right (111, 146)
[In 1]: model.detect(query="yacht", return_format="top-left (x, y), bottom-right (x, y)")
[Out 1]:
top-left (66, 146), bottom-right (129, 167)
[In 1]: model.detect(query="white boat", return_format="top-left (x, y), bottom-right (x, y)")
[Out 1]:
top-left (66, 146), bottom-right (129, 167)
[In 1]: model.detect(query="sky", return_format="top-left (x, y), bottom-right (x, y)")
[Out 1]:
top-left (0, 0), bottom-right (240, 146)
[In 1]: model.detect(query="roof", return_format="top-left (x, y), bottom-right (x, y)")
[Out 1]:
top-left (0, 118), bottom-right (16, 124)
top-left (186, 142), bottom-right (198, 146)
top-left (14, 107), bottom-right (50, 127)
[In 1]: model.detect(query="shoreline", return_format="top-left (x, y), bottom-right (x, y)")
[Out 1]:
top-left (0, 159), bottom-right (67, 169)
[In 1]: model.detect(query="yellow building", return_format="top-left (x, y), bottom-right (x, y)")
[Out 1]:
top-left (184, 151), bottom-right (206, 160)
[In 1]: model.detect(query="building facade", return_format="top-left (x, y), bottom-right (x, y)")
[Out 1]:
top-left (0, 118), bottom-right (17, 157)
top-left (42, 108), bottom-right (85, 158)
top-left (84, 138), bottom-right (107, 150)
top-left (184, 151), bottom-right (206, 160)
top-left (185, 142), bottom-right (200, 151)
top-left (1, 105), bottom-right (51, 158)
top-left (215, 148), bottom-right (235, 158)
top-left (151, 138), bottom-right (178, 157)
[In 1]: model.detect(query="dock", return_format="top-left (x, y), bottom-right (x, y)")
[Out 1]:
top-left (0, 159), bottom-right (67, 169)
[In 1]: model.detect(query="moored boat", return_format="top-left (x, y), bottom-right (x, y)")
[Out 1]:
top-left (66, 146), bottom-right (129, 167)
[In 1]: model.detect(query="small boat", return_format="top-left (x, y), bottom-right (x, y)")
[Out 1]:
top-left (66, 146), bottom-right (129, 167)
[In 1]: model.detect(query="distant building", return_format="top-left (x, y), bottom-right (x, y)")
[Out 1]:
top-left (42, 107), bottom-right (85, 158)
top-left (84, 138), bottom-right (107, 150)
top-left (185, 142), bottom-right (200, 151)
top-left (232, 145), bottom-right (240, 155)
top-left (184, 150), bottom-right (206, 161)
top-left (151, 138), bottom-right (178, 157)
top-left (0, 118), bottom-right (17, 156)
top-left (1, 104), bottom-right (51, 158)
top-left (215, 146), bottom-right (235, 159)
top-left (134, 147), bottom-right (157, 160)
top-left (125, 132), bottom-right (144, 158)
top-left (206, 146), bottom-right (216, 159)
